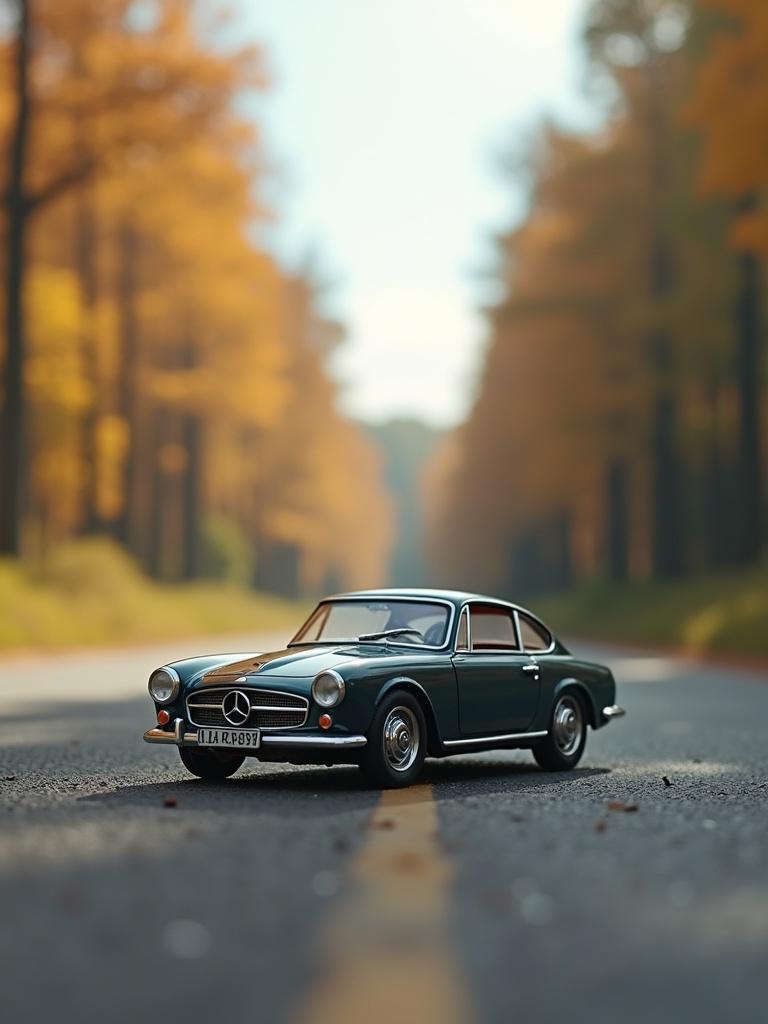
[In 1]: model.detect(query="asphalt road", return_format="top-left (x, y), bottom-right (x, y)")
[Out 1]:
top-left (1, 635), bottom-right (767, 1024)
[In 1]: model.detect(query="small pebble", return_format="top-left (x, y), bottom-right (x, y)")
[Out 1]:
top-left (311, 870), bottom-right (339, 897)
top-left (163, 920), bottom-right (211, 959)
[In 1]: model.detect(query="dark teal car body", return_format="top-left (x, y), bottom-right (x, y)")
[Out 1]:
top-left (144, 588), bottom-right (625, 786)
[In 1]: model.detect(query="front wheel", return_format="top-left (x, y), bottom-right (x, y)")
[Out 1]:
top-left (359, 690), bottom-right (427, 789)
top-left (532, 691), bottom-right (587, 771)
top-left (179, 746), bottom-right (245, 780)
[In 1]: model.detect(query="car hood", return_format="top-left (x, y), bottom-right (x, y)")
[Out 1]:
top-left (194, 644), bottom-right (396, 686)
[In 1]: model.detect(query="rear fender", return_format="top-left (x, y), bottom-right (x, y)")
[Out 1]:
top-left (553, 677), bottom-right (599, 729)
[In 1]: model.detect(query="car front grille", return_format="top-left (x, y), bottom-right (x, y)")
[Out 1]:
top-left (186, 688), bottom-right (308, 731)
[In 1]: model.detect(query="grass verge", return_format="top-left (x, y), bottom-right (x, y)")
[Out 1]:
top-left (534, 565), bottom-right (768, 658)
top-left (0, 539), bottom-right (306, 652)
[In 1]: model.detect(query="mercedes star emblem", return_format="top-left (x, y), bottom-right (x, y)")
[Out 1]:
top-left (222, 689), bottom-right (251, 726)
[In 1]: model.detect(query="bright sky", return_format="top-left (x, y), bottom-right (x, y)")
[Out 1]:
top-left (238, 0), bottom-right (592, 427)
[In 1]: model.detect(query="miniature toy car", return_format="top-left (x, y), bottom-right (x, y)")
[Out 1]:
top-left (144, 588), bottom-right (625, 788)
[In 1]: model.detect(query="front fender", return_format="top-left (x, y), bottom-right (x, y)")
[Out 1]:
top-left (374, 675), bottom-right (443, 755)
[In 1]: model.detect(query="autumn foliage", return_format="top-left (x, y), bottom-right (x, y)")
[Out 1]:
top-left (0, 0), bottom-right (391, 594)
top-left (428, 0), bottom-right (768, 597)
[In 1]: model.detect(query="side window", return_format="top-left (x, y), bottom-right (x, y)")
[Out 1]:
top-left (470, 604), bottom-right (519, 651)
top-left (517, 612), bottom-right (551, 652)
top-left (455, 608), bottom-right (469, 651)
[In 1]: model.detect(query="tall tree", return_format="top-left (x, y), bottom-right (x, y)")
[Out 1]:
top-left (688, 0), bottom-right (768, 563)
top-left (585, 0), bottom-right (691, 577)
top-left (1, 0), bottom-right (30, 556)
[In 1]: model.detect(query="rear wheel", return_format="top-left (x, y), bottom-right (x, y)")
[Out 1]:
top-left (359, 690), bottom-right (426, 789)
top-left (532, 691), bottom-right (587, 771)
top-left (179, 746), bottom-right (245, 780)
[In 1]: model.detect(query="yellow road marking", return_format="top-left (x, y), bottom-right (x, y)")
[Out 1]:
top-left (294, 784), bottom-right (472, 1024)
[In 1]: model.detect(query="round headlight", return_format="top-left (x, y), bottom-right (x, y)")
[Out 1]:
top-left (148, 667), bottom-right (180, 705)
top-left (312, 670), bottom-right (345, 708)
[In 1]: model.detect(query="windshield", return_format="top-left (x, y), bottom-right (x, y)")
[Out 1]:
top-left (290, 599), bottom-right (451, 648)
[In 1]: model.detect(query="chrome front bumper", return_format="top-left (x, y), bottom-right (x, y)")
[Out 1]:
top-left (143, 718), bottom-right (367, 750)
top-left (602, 704), bottom-right (626, 722)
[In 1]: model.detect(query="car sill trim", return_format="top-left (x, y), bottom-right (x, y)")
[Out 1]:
top-left (443, 729), bottom-right (548, 748)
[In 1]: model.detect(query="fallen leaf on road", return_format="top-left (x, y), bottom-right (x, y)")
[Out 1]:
top-left (391, 850), bottom-right (425, 874)
top-left (163, 796), bottom-right (178, 808)
top-left (595, 819), bottom-right (607, 833)
top-left (372, 818), bottom-right (395, 830)
top-left (607, 801), bottom-right (639, 813)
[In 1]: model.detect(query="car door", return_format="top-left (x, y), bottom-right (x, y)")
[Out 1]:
top-left (451, 603), bottom-right (541, 735)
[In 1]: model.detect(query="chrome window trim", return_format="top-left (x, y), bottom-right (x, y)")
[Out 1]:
top-left (515, 607), bottom-right (554, 655)
top-left (289, 596), bottom-right (456, 652)
top-left (455, 599), bottom-right (556, 656)
top-left (186, 686), bottom-right (309, 731)
top-left (443, 729), bottom-right (548, 748)
top-left (455, 606), bottom-right (470, 652)
top-left (512, 610), bottom-right (524, 650)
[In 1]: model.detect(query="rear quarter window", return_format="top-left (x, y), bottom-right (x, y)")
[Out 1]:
top-left (517, 612), bottom-right (551, 652)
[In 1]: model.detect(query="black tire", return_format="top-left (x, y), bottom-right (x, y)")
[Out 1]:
top-left (532, 690), bottom-right (587, 771)
top-left (179, 746), bottom-right (245, 780)
top-left (359, 689), bottom-right (427, 789)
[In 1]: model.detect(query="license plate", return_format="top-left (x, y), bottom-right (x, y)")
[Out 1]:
top-left (197, 728), bottom-right (261, 750)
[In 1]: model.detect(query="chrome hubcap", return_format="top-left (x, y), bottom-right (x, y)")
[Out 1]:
top-left (552, 695), bottom-right (583, 756)
top-left (383, 706), bottom-right (420, 772)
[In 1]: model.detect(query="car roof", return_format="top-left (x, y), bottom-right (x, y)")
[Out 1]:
top-left (325, 587), bottom-right (520, 610)
top-left (316, 588), bottom-right (560, 648)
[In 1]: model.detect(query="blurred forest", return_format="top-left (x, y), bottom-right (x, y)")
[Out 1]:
top-left (0, 0), bottom-right (391, 598)
top-left (3, 0), bottom-right (768, 651)
top-left (428, 0), bottom-right (768, 605)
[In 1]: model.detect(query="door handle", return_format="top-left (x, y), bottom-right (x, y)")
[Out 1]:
top-left (522, 664), bottom-right (539, 674)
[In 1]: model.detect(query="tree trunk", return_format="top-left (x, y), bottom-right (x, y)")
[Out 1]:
top-left (606, 458), bottom-right (629, 582)
top-left (74, 185), bottom-right (101, 532)
top-left (0, 0), bottom-right (30, 557)
top-left (646, 55), bottom-right (684, 578)
top-left (181, 413), bottom-right (202, 580)
top-left (733, 195), bottom-right (764, 564)
top-left (146, 406), bottom-right (167, 580)
top-left (114, 222), bottom-right (140, 550)
top-left (704, 381), bottom-right (735, 568)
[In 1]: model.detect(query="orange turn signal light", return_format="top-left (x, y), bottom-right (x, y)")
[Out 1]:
top-left (157, 709), bottom-right (171, 726)
top-left (318, 713), bottom-right (332, 730)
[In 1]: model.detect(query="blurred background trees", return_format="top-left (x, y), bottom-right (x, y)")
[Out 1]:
top-left (0, 0), bottom-right (391, 595)
top-left (2, 0), bottom-right (768, 633)
top-left (428, 0), bottom-right (768, 602)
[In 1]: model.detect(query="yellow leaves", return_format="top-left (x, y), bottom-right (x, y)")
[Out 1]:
top-left (10, 0), bottom-right (391, 589)
top-left (95, 414), bottom-right (129, 520)
top-left (25, 266), bottom-right (90, 413)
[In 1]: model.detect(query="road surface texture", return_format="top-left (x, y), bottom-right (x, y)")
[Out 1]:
top-left (1, 634), bottom-right (767, 1023)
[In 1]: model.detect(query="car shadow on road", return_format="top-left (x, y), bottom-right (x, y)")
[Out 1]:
top-left (423, 759), bottom-right (611, 801)
top-left (78, 762), bottom-right (378, 819)
top-left (80, 759), bottom-right (611, 816)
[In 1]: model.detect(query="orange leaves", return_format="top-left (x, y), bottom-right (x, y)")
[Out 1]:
top-left (688, 0), bottom-right (768, 202)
